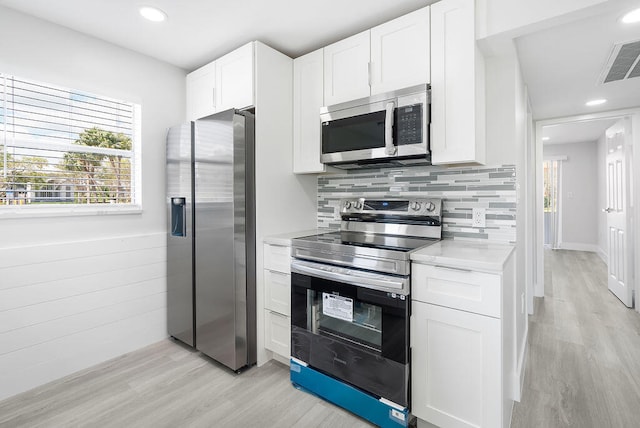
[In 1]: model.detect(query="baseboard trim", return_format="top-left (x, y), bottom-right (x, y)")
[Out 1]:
top-left (558, 242), bottom-right (599, 253)
top-left (596, 247), bottom-right (608, 263)
top-left (511, 322), bottom-right (528, 402)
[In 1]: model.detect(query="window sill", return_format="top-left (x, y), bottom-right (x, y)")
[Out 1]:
top-left (0, 204), bottom-right (143, 219)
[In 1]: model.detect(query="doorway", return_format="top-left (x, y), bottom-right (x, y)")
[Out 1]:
top-left (534, 109), bottom-right (640, 312)
top-left (542, 158), bottom-right (562, 249)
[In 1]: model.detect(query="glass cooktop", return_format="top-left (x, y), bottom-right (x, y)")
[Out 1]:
top-left (295, 231), bottom-right (439, 253)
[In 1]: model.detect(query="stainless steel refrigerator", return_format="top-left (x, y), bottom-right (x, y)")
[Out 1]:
top-left (166, 109), bottom-right (256, 371)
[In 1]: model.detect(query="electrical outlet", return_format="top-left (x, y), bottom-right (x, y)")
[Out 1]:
top-left (472, 208), bottom-right (486, 228)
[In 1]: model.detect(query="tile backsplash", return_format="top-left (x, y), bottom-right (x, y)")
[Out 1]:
top-left (317, 164), bottom-right (516, 243)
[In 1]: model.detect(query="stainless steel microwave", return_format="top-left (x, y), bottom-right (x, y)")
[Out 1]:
top-left (320, 84), bottom-right (430, 169)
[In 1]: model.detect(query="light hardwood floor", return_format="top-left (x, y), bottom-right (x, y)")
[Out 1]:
top-left (511, 249), bottom-right (640, 427)
top-left (0, 339), bottom-right (373, 428)
top-left (2, 249), bottom-right (639, 427)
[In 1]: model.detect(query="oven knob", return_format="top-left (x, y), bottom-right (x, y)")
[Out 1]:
top-left (354, 201), bottom-right (363, 210)
top-left (425, 201), bottom-right (436, 212)
top-left (410, 201), bottom-right (422, 211)
top-left (343, 201), bottom-right (352, 210)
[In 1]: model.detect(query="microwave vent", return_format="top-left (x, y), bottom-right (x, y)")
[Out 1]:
top-left (600, 40), bottom-right (640, 84)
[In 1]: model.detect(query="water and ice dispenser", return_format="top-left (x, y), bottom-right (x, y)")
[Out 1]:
top-left (171, 197), bottom-right (187, 237)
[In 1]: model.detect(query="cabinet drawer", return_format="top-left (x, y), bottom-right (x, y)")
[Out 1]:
top-left (412, 263), bottom-right (501, 318)
top-left (265, 310), bottom-right (291, 359)
top-left (265, 270), bottom-right (291, 316)
top-left (264, 244), bottom-right (291, 273)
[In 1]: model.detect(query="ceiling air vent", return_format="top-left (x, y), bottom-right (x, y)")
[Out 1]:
top-left (600, 40), bottom-right (640, 83)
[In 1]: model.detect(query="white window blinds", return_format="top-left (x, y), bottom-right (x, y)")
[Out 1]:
top-left (0, 74), bottom-right (137, 206)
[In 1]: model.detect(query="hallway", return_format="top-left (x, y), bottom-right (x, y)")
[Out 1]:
top-left (512, 250), bottom-right (640, 427)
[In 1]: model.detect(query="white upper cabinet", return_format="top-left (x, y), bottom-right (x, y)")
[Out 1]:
top-left (186, 61), bottom-right (216, 121)
top-left (186, 42), bottom-right (254, 121)
top-left (431, 0), bottom-right (486, 165)
top-left (323, 30), bottom-right (371, 106)
top-left (293, 49), bottom-right (325, 174)
top-left (215, 42), bottom-right (254, 111)
top-left (370, 6), bottom-right (430, 95)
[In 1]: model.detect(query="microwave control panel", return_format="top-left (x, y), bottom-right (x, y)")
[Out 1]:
top-left (396, 104), bottom-right (423, 146)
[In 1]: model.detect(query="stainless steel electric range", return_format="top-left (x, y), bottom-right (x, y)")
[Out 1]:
top-left (289, 197), bottom-right (442, 428)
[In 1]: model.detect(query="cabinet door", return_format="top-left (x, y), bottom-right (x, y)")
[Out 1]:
top-left (431, 0), bottom-right (485, 165)
top-left (265, 270), bottom-right (291, 316)
top-left (293, 49), bottom-right (325, 173)
top-left (186, 61), bottom-right (216, 121)
top-left (324, 30), bottom-right (371, 105)
top-left (263, 243), bottom-right (291, 274)
top-left (215, 42), bottom-right (254, 111)
top-left (265, 310), bottom-right (290, 358)
top-left (370, 6), bottom-right (430, 95)
top-left (412, 302), bottom-right (501, 428)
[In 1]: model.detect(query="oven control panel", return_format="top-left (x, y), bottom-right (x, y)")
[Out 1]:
top-left (340, 198), bottom-right (441, 217)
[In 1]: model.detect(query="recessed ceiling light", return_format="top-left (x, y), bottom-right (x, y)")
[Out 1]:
top-left (585, 99), bottom-right (607, 107)
top-left (139, 6), bottom-right (167, 22)
top-left (622, 8), bottom-right (640, 24)
top-left (542, 137), bottom-right (550, 141)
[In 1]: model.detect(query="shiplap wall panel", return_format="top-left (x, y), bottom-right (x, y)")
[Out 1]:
top-left (0, 233), bottom-right (168, 401)
top-left (1, 246), bottom-right (165, 290)
top-left (0, 281), bottom-right (165, 355)
top-left (0, 262), bottom-right (165, 313)
top-left (0, 233), bottom-right (165, 269)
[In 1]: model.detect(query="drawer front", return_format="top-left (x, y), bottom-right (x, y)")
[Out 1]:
top-left (412, 263), bottom-right (501, 318)
top-left (265, 270), bottom-right (291, 315)
top-left (264, 244), bottom-right (291, 273)
top-left (265, 310), bottom-right (291, 358)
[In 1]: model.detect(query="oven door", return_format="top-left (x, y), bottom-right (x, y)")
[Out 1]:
top-left (320, 102), bottom-right (393, 165)
top-left (291, 261), bottom-right (410, 407)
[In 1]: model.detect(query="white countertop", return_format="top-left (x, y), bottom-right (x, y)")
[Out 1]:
top-left (263, 229), bottom-right (332, 246)
top-left (411, 239), bottom-right (515, 272)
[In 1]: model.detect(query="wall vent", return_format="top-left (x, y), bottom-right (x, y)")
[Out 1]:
top-left (600, 40), bottom-right (640, 84)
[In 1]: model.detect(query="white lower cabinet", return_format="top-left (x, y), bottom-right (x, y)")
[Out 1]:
top-left (411, 302), bottom-right (501, 428)
top-left (411, 255), bottom-right (515, 428)
top-left (263, 243), bottom-right (291, 360)
top-left (265, 310), bottom-right (290, 358)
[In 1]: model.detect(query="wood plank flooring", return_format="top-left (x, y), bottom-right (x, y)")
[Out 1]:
top-left (0, 340), bottom-right (373, 428)
top-left (511, 249), bottom-right (640, 428)
top-left (2, 249), bottom-right (639, 427)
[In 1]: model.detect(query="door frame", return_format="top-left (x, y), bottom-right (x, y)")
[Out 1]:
top-left (534, 108), bottom-right (640, 310)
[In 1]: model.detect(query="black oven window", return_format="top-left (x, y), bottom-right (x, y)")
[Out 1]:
top-left (308, 290), bottom-right (383, 352)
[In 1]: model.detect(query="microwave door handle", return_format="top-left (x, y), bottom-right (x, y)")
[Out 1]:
top-left (384, 101), bottom-right (396, 155)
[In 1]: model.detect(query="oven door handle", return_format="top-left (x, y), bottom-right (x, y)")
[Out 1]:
top-left (291, 259), bottom-right (409, 295)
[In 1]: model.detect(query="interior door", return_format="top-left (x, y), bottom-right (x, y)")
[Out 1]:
top-left (605, 118), bottom-right (634, 307)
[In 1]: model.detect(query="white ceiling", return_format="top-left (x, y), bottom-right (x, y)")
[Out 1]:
top-left (516, 0), bottom-right (640, 121)
top-left (541, 119), bottom-right (617, 145)
top-left (0, 0), bottom-right (433, 72)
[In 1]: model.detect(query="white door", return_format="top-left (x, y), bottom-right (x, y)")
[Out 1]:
top-left (605, 119), bottom-right (634, 307)
top-left (293, 48), bottom-right (325, 173)
top-left (411, 302), bottom-right (502, 428)
top-left (215, 42), bottom-right (254, 111)
top-left (369, 6), bottom-right (430, 95)
top-left (323, 30), bottom-right (371, 105)
top-left (186, 61), bottom-right (216, 121)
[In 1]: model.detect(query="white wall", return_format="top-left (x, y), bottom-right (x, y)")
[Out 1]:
top-left (544, 141), bottom-right (598, 251)
top-left (0, 6), bottom-right (185, 400)
top-left (484, 48), bottom-right (528, 395)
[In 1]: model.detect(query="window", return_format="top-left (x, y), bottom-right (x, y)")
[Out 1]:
top-left (0, 74), bottom-right (140, 210)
